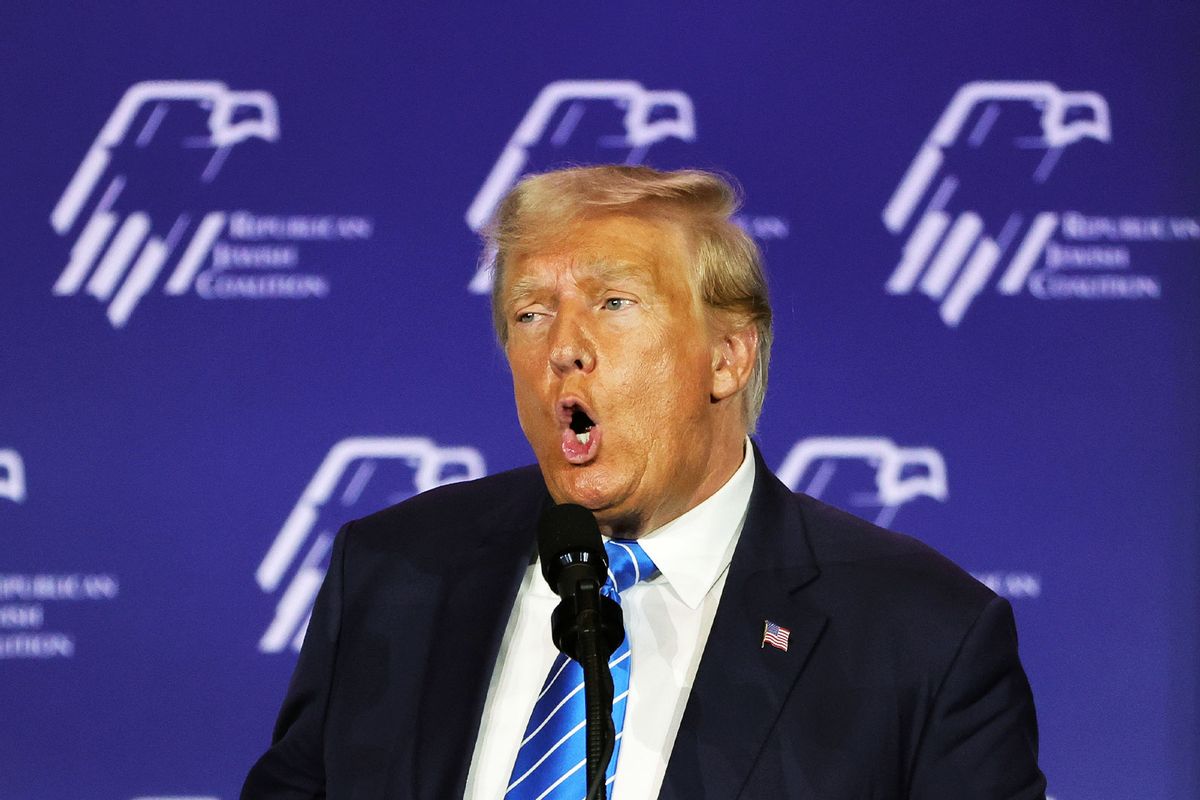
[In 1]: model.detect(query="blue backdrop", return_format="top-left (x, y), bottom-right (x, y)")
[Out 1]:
top-left (3, 3), bottom-right (1198, 798)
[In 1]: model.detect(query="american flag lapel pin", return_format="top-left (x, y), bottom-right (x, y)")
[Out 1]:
top-left (761, 619), bottom-right (791, 652)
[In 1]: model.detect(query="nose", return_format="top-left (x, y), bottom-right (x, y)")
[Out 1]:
top-left (548, 308), bottom-right (595, 376)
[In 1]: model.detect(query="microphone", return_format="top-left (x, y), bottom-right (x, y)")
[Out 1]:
top-left (537, 503), bottom-right (625, 660)
top-left (537, 503), bottom-right (624, 800)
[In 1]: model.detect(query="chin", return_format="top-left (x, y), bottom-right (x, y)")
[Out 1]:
top-left (557, 475), bottom-right (650, 537)
top-left (548, 464), bottom-right (623, 510)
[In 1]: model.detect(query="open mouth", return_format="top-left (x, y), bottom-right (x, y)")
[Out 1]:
top-left (559, 399), bottom-right (601, 464)
top-left (569, 407), bottom-right (595, 443)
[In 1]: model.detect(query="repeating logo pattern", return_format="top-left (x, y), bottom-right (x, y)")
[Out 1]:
top-left (883, 81), bottom-right (1112, 326)
top-left (776, 437), bottom-right (948, 529)
top-left (466, 79), bottom-right (697, 293)
top-left (50, 81), bottom-right (280, 327)
top-left (50, 80), bottom-right (373, 327)
top-left (0, 449), bottom-right (26, 503)
top-left (256, 437), bottom-right (486, 653)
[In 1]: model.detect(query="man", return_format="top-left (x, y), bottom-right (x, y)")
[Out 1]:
top-left (243, 166), bottom-right (1046, 798)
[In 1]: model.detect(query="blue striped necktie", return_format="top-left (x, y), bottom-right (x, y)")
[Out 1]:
top-left (505, 539), bottom-right (658, 800)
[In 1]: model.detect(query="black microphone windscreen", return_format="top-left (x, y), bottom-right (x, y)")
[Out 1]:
top-left (537, 503), bottom-right (606, 589)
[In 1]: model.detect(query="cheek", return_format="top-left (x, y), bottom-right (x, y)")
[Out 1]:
top-left (612, 346), bottom-right (706, 428)
top-left (509, 366), bottom-right (545, 433)
top-left (656, 340), bottom-right (714, 404)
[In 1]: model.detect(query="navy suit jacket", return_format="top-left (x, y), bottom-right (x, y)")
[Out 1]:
top-left (243, 446), bottom-right (1046, 798)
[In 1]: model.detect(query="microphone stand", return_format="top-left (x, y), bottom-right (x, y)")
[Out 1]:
top-left (540, 504), bottom-right (625, 800)
top-left (552, 574), bottom-right (623, 800)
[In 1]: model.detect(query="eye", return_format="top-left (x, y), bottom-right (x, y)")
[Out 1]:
top-left (602, 297), bottom-right (634, 311)
top-left (515, 311), bottom-right (537, 324)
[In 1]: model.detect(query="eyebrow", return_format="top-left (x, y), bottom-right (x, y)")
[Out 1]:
top-left (503, 274), bottom-right (550, 308)
top-left (503, 258), bottom-right (652, 307)
top-left (583, 258), bottom-right (650, 288)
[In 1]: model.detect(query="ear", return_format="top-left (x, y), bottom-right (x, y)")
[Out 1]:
top-left (710, 321), bottom-right (758, 403)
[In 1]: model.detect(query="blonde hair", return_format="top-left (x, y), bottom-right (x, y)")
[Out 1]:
top-left (484, 164), bottom-right (773, 432)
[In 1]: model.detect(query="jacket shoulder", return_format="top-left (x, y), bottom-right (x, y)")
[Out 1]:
top-left (794, 491), bottom-right (996, 617)
top-left (346, 464), bottom-right (546, 554)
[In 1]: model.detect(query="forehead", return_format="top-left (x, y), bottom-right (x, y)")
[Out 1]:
top-left (503, 213), bottom-right (694, 297)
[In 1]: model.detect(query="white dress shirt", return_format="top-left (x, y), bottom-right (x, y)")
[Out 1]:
top-left (465, 440), bottom-right (756, 799)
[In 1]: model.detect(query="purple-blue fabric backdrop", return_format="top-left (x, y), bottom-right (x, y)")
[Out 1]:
top-left (3, 3), bottom-right (1197, 798)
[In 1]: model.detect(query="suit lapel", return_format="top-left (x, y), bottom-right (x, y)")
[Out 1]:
top-left (406, 502), bottom-right (545, 800)
top-left (660, 447), bottom-right (828, 799)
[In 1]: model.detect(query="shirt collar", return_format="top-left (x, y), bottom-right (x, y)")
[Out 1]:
top-left (627, 438), bottom-right (755, 610)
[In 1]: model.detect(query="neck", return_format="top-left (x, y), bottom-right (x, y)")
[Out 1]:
top-left (599, 433), bottom-right (747, 539)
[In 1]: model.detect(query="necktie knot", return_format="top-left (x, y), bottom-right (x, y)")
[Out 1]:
top-left (603, 539), bottom-right (657, 598)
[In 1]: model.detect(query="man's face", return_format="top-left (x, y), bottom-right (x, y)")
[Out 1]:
top-left (502, 213), bottom-right (746, 537)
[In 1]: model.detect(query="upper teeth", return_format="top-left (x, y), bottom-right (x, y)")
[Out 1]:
top-left (576, 431), bottom-right (591, 444)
